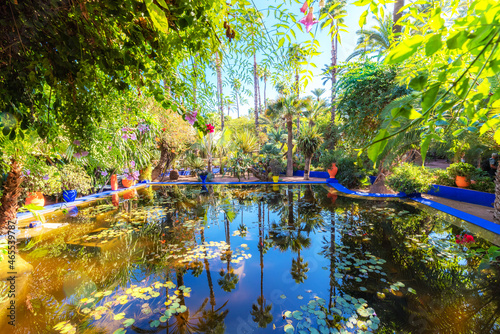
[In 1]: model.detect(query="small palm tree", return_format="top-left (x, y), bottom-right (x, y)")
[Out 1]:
top-left (346, 15), bottom-right (394, 62)
top-left (310, 88), bottom-right (326, 102)
top-left (297, 126), bottom-right (323, 180)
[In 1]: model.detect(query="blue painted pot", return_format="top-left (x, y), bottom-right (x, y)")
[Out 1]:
top-left (63, 189), bottom-right (78, 202)
top-left (199, 174), bottom-right (207, 183)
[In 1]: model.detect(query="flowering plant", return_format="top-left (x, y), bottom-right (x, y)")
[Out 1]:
top-left (206, 123), bottom-right (215, 134)
top-left (22, 163), bottom-right (62, 195)
top-left (122, 161), bottom-right (140, 181)
top-left (456, 233), bottom-right (475, 245)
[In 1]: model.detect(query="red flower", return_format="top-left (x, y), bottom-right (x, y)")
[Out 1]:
top-left (206, 123), bottom-right (215, 133)
top-left (162, 127), bottom-right (166, 132)
top-left (455, 234), bottom-right (475, 244)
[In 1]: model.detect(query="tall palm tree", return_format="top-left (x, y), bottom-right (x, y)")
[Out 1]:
top-left (215, 51), bottom-right (225, 130)
top-left (321, 0), bottom-right (347, 124)
top-left (346, 15), bottom-right (394, 62)
top-left (268, 96), bottom-right (305, 176)
top-left (258, 65), bottom-right (271, 113)
top-left (393, 0), bottom-right (405, 34)
top-left (297, 125), bottom-right (323, 180)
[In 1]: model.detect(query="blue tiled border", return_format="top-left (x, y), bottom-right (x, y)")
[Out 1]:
top-left (428, 184), bottom-right (495, 208)
top-left (326, 180), bottom-right (500, 236)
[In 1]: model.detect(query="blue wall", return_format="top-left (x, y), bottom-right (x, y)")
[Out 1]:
top-left (428, 184), bottom-right (495, 208)
top-left (292, 170), bottom-right (330, 178)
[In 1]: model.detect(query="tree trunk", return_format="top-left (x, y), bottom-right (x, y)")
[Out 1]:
top-left (494, 167), bottom-right (500, 225)
top-left (236, 93), bottom-right (240, 118)
top-left (0, 160), bottom-right (23, 236)
top-left (264, 76), bottom-right (267, 112)
top-left (151, 145), bottom-right (175, 181)
top-left (304, 156), bottom-right (311, 180)
top-left (253, 42), bottom-right (259, 131)
top-left (216, 52), bottom-right (224, 130)
top-left (393, 0), bottom-right (405, 34)
top-left (286, 119), bottom-right (294, 177)
top-left (295, 69), bottom-right (300, 97)
top-left (330, 21), bottom-right (338, 125)
top-left (257, 77), bottom-right (261, 117)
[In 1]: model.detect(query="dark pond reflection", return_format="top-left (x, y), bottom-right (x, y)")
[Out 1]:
top-left (5, 184), bottom-right (500, 333)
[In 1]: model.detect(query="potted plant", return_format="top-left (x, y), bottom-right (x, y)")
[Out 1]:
top-left (269, 159), bottom-right (282, 183)
top-left (122, 161), bottom-right (139, 188)
top-left (446, 162), bottom-right (477, 188)
top-left (60, 164), bottom-right (93, 202)
top-left (139, 164), bottom-right (152, 183)
top-left (198, 170), bottom-right (209, 183)
top-left (320, 152), bottom-right (338, 179)
top-left (22, 164), bottom-right (62, 206)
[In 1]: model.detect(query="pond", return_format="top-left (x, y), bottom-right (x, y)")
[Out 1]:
top-left (3, 184), bottom-right (500, 334)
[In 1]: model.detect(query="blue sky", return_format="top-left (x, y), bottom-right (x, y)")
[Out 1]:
top-left (212, 0), bottom-right (388, 118)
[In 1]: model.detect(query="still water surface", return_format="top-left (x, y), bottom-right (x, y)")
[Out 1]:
top-left (5, 184), bottom-right (500, 333)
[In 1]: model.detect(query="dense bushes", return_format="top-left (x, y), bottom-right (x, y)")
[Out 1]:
top-left (319, 151), bottom-right (366, 188)
top-left (386, 163), bottom-right (433, 194)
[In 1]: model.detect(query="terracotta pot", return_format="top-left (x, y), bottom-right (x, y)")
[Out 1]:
top-left (122, 189), bottom-right (137, 200)
top-left (110, 174), bottom-right (118, 190)
top-left (272, 176), bottom-right (279, 183)
top-left (327, 163), bottom-right (338, 178)
top-left (122, 178), bottom-right (135, 188)
top-left (455, 175), bottom-right (470, 188)
top-left (25, 192), bottom-right (45, 207)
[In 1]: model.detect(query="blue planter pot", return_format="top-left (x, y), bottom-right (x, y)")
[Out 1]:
top-left (63, 189), bottom-right (78, 202)
top-left (199, 174), bottom-right (207, 183)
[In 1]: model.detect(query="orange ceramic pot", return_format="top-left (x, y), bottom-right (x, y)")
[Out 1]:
top-left (328, 163), bottom-right (338, 178)
top-left (455, 176), bottom-right (470, 188)
top-left (110, 174), bottom-right (118, 190)
top-left (122, 178), bottom-right (135, 188)
top-left (25, 192), bottom-right (45, 207)
top-left (122, 189), bottom-right (137, 200)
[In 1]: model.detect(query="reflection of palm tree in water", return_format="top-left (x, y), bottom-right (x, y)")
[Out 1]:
top-left (251, 201), bottom-right (273, 328)
top-left (218, 212), bottom-right (239, 292)
top-left (194, 227), bottom-right (229, 333)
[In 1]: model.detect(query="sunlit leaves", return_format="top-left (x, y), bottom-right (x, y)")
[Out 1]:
top-left (385, 35), bottom-right (423, 64)
top-left (367, 129), bottom-right (389, 163)
top-left (425, 34), bottom-right (442, 56)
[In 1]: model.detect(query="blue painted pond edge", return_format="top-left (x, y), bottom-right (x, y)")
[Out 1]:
top-left (327, 179), bottom-right (500, 236)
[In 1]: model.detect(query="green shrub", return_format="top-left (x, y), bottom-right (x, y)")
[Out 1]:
top-left (139, 164), bottom-right (152, 181)
top-left (386, 163), bottom-right (433, 194)
top-left (60, 164), bottom-right (93, 195)
top-left (470, 176), bottom-right (495, 193)
top-left (319, 151), bottom-right (365, 188)
top-left (446, 162), bottom-right (477, 180)
top-left (22, 163), bottom-right (62, 196)
top-left (432, 169), bottom-right (455, 187)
